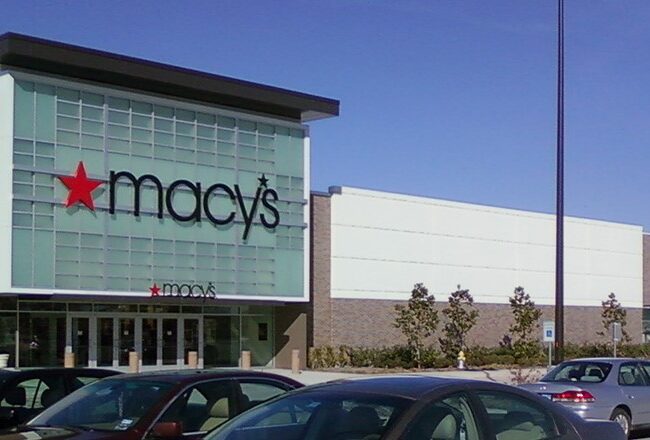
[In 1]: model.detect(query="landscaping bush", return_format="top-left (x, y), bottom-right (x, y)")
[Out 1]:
top-left (309, 342), bottom-right (650, 370)
top-left (465, 346), bottom-right (516, 367)
top-left (348, 345), bottom-right (416, 369)
top-left (308, 345), bottom-right (350, 369)
top-left (619, 344), bottom-right (650, 358)
top-left (563, 342), bottom-right (650, 360)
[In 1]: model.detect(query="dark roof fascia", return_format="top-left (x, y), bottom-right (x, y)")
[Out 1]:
top-left (0, 33), bottom-right (339, 122)
top-left (310, 190), bottom-right (332, 197)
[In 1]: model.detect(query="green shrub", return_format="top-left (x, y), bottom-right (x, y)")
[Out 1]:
top-left (619, 344), bottom-right (650, 358)
top-left (563, 342), bottom-right (605, 359)
top-left (466, 346), bottom-right (516, 367)
top-left (431, 357), bottom-right (454, 369)
top-left (309, 342), bottom-right (650, 370)
top-left (308, 345), bottom-right (350, 369)
top-left (563, 342), bottom-right (650, 360)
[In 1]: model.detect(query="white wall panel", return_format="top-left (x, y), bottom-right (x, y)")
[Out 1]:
top-left (0, 74), bottom-right (14, 293)
top-left (330, 187), bottom-right (643, 308)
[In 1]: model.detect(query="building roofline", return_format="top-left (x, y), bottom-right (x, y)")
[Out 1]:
top-left (0, 32), bottom-right (339, 122)
top-left (310, 190), bottom-right (333, 197)
top-left (329, 185), bottom-right (644, 230)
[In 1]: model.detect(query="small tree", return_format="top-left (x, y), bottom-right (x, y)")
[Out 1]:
top-left (394, 283), bottom-right (439, 368)
top-left (508, 286), bottom-right (542, 363)
top-left (598, 292), bottom-right (631, 343)
top-left (439, 285), bottom-right (479, 361)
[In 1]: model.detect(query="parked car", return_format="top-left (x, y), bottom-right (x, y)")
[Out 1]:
top-left (206, 375), bottom-right (624, 440)
top-left (0, 367), bottom-right (119, 430)
top-left (520, 357), bottom-right (650, 438)
top-left (9, 369), bottom-right (302, 440)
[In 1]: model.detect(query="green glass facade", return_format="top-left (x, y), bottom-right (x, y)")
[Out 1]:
top-left (11, 78), bottom-right (307, 298)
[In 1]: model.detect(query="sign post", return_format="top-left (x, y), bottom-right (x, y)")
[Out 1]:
top-left (543, 321), bottom-right (555, 369)
top-left (612, 322), bottom-right (621, 358)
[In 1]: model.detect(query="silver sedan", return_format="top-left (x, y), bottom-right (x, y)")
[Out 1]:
top-left (521, 357), bottom-right (650, 438)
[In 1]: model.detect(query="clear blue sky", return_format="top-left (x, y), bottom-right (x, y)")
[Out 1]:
top-left (2, 0), bottom-right (650, 227)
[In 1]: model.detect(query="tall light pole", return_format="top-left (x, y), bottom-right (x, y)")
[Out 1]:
top-left (554, 0), bottom-right (565, 364)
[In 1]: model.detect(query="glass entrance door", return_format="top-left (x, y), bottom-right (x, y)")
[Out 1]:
top-left (118, 318), bottom-right (135, 366)
top-left (71, 317), bottom-right (89, 367)
top-left (184, 318), bottom-right (199, 365)
top-left (97, 318), bottom-right (114, 367)
top-left (162, 319), bottom-right (177, 365)
top-left (142, 318), bottom-right (157, 366)
top-left (68, 314), bottom-right (203, 368)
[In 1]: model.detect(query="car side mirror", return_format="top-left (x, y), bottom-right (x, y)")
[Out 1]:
top-left (151, 422), bottom-right (183, 439)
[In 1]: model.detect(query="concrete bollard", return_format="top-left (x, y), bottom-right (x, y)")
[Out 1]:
top-left (291, 349), bottom-right (300, 374)
top-left (241, 350), bottom-right (251, 370)
top-left (188, 351), bottom-right (198, 369)
top-left (64, 352), bottom-right (75, 368)
top-left (129, 351), bottom-right (140, 373)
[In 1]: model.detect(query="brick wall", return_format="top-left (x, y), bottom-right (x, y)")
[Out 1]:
top-left (325, 298), bottom-right (643, 348)
top-left (310, 193), bottom-right (332, 347)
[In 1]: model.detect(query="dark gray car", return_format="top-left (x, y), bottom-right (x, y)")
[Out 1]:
top-left (0, 367), bottom-right (119, 430)
top-left (206, 376), bottom-right (624, 440)
top-left (520, 358), bottom-right (650, 438)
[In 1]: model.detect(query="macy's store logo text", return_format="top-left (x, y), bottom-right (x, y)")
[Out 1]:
top-left (58, 161), bottom-right (281, 240)
top-left (149, 282), bottom-right (216, 299)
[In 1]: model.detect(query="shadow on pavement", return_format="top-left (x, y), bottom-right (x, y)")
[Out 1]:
top-left (631, 428), bottom-right (650, 439)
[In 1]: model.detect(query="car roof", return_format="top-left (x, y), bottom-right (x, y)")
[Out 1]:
top-left (297, 375), bottom-right (477, 400)
top-left (102, 369), bottom-right (301, 386)
top-left (562, 358), bottom-right (638, 364)
top-left (0, 367), bottom-right (118, 375)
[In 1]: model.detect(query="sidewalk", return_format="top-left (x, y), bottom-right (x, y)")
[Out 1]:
top-left (257, 367), bottom-right (548, 386)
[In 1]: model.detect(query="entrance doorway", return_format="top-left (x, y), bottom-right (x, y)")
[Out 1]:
top-left (68, 315), bottom-right (202, 369)
top-left (71, 317), bottom-right (89, 367)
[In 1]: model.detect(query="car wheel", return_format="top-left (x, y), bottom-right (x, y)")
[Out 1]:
top-left (610, 408), bottom-right (631, 438)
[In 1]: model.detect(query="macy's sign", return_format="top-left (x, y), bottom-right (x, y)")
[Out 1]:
top-left (58, 161), bottom-right (280, 240)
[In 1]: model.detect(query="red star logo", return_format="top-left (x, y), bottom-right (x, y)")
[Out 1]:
top-left (58, 162), bottom-right (103, 210)
top-left (149, 283), bottom-right (161, 297)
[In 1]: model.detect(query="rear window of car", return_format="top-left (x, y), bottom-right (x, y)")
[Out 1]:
top-left (543, 362), bottom-right (612, 383)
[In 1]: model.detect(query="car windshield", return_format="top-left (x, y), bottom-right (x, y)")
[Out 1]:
top-left (206, 390), bottom-right (410, 440)
top-left (28, 378), bottom-right (174, 432)
top-left (543, 361), bottom-right (612, 383)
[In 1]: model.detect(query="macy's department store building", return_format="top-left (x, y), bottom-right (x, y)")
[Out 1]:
top-left (1, 33), bottom-right (647, 371)
top-left (0, 33), bottom-right (338, 369)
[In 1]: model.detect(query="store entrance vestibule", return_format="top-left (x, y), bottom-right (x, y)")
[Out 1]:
top-left (67, 314), bottom-right (204, 369)
top-left (9, 301), bottom-right (274, 369)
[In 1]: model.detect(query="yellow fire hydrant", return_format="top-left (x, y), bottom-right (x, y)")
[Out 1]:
top-left (457, 350), bottom-right (466, 370)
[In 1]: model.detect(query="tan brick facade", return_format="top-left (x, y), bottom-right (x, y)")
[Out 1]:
top-left (325, 299), bottom-right (642, 348)
top-left (310, 193), bottom-right (333, 347)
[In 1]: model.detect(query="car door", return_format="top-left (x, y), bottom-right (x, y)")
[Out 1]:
top-left (618, 362), bottom-right (650, 425)
top-left (154, 379), bottom-right (238, 438)
top-left (473, 389), bottom-right (579, 440)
